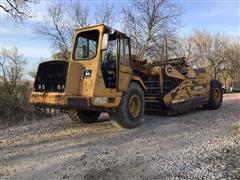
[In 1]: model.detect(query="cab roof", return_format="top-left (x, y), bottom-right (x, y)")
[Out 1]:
top-left (74, 24), bottom-right (127, 36)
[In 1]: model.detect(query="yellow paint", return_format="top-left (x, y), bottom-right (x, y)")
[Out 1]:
top-left (30, 24), bottom-right (212, 114)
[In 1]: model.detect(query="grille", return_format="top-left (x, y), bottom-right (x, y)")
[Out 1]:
top-left (34, 60), bottom-right (69, 92)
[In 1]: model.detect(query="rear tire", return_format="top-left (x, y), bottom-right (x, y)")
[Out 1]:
top-left (205, 79), bottom-right (223, 109)
top-left (68, 110), bottom-right (100, 123)
top-left (109, 82), bottom-right (145, 129)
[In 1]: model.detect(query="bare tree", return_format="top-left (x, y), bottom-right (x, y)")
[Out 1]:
top-left (172, 37), bottom-right (196, 63)
top-left (0, 47), bottom-right (50, 126)
top-left (0, 47), bottom-right (27, 96)
top-left (0, 47), bottom-right (31, 123)
top-left (0, 0), bottom-right (39, 21)
top-left (174, 30), bottom-right (239, 86)
top-left (34, 1), bottom-right (90, 60)
top-left (221, 38), bottom-right (240, 89)
top-left (122, 0), bottom-right (182, 60)
top-left (94, 1), bottom-right (115, 26)
top-left (189, 30), bottom-right (229, 79)
top-left (68, 1), bottom-right (90, 34)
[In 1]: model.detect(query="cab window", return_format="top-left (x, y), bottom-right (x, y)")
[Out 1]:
top-left (74, 30), bottom-right (99, 60)
top-left (119, 37), bottom-right (130, 65)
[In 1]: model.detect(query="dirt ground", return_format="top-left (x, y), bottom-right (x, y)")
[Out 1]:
top-left (1, 93), bottom-right (239, 179)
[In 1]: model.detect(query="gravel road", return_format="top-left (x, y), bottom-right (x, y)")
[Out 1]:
top-left (1, 93), bottom-right (239, 179)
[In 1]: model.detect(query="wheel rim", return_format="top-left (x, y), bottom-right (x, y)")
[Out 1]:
top-left (128, 95), bottom-right (141, 118)
top-left (214, 88), bottom-right (221, 103)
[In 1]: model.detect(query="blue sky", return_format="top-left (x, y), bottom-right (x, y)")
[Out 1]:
top-left (0, 0), bottom-right (239, 77)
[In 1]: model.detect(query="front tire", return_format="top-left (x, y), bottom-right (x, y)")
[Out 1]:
top-left (68, 110), bottom-right (100, 123)
top-left (205, 79), bottom-right (223, 109)
top-left (109, 82), bottom-right (145, 129)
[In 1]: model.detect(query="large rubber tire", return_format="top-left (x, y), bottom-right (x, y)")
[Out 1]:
top-left (109, 82), bottom-right (145, 129)
top-left (205, 79), bottom-right (223, 109)
top-left (68, 110), bottom-right (101, 123)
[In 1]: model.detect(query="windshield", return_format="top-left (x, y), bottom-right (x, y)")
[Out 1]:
top-left (74, 30), bottom-right (99, 60)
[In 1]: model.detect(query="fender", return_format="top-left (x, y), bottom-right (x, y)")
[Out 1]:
top-left (131, 76), bottom-right (147, 91)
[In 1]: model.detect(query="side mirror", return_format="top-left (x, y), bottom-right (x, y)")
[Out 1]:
top-left (101, 33), bottom-right (109, 51)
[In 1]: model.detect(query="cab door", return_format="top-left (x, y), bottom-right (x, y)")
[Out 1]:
top-left (117, 36), bottom-right (132, 91)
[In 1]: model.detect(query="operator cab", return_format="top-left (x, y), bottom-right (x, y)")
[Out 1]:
top-left (72, 24), bottom-right (132, 93)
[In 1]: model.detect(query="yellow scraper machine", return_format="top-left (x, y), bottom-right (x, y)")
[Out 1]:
top-left (30, 24), bottom-right (223, 128)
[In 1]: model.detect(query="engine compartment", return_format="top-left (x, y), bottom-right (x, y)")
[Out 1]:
top-left (34, 61), bottom-right (69, 92)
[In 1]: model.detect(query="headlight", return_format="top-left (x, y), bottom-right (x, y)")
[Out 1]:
top-left (57, 84), bottom-right (61, 90)
top-left (62, 85), bottom-right (65, 90)
top-left (38, 84), bottom-right (41, 90)
top-left (42, 84), bottom-right (45, 90)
